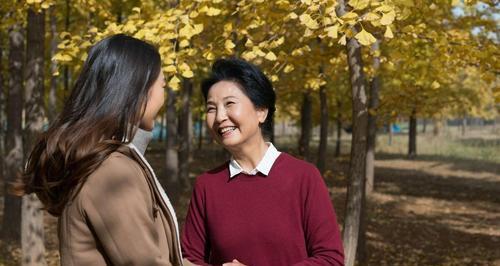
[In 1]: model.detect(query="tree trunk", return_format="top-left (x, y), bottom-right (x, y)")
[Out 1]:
top-left (159, 109), bottom-right (165, 142)
top-left (165, 87), bottom-right (179, 197)
top-left (0, 33), bottom-right (4, 196)
top-left (337, 1), bottom-right (369, 265)
top-left (2, 21), bottom-right (24, 249)
top-left (461, 116), bottom-right (467, 136)
top-left (298, 91), bottom-right (312, 161)
top-left (197, 111), bottom-right (203, 150)
top-left (22, 9), bottom-right (47, 266)
top-left (317, 86), bottom-right (328, 174)
top-left (178, 78), bottom-right (192, 191)
top-left (335, 101), bottom-right (342, 158)
top-left (388, 122), bottom-right (393, 146)
top-left (408, 108), bottom-right (417, 158)
top-left (269, 116), bottom-right (275, 143)
top-left (63, 0), bottom-right (71, 96)
top-left (422, 118), bottom-right (427, 133)
top-left (48, 6), bottom-right (58, 123)
top-left (365, 40), bottom-right (381, 196)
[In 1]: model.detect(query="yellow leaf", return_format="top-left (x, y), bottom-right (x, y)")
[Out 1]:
top-left (179, 39), bottom-right (190, 48)
top-left (225, 40), bottom-right (235, 51)
top-left (325, 24), bottom-right (339, 38)
top-left (364, 12), bottom-right (380, 21)
top-left (242, 51), bottom-right (257, 61)
top-left (299, 14), bottom-right (319, 29)
top-left (132, 7), bottom-right (141, 13)
top-left (181, 69), bottom-right (194, 78)
top-left (193, 24), bottom-right (204, 35)
top-left (189, 11), bottom-right (199, 18)
top-left (431, 81), bottom-right (440, 89)
top-left (384, 26), bottom-right (394, 38)
top-left (355, 29), bottom-right (377, 46)
top-left (338, 34), bottom-right (347, 45)
top-left (380, 10), bottom-right (396, 25)
top-left (52, 53), bottom-right (72, 62)
top-left (53, 71), bottom-right (60, 76)
top-left (164, 65), bottom-right (177, 74)
top-left (284, 64), bottom-right (294, 73)
top-left (206, 7), bottom-right (222, 16)
top-left (168, 75), bottom-right (181, 90)
top-left (341, 12), bottom-right (358, 21)
top-left (349, 0), bottom-right (369, 10)
top-left (203, 50), bottom-right (215, 60)
top-left (245, 38), bottom-right (254, 48)
top-left (265, 51), bottom-right (277, 61)
top-left (224, 23), bottom-right (233, 32)
top-left (288, 12), bottom-right (298, 19)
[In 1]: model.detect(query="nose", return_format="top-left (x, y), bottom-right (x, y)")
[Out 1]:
top-left (215, 106), bottom-right (228, 123)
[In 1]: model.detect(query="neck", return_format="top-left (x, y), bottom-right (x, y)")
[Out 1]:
top-left (228, 136), bottom-right (269, 172)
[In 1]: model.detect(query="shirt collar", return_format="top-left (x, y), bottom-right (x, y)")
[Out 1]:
top-left (229, 142), bottom-right (281, 178)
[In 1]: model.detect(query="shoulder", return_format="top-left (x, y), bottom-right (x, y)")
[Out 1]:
top-left (79, 151), bottom-right (148, 199)
top-left (193, 161), bottom-right (229, 188)
top-left (277, 152), bottom-right (321, 177)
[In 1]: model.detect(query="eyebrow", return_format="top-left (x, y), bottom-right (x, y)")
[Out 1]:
top-left (206, 96), bottom-right (238, 105)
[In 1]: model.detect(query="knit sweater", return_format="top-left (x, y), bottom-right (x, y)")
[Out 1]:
top-left (181, 152), bottom-right (344, 266)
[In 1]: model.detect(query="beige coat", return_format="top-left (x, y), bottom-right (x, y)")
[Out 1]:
top-left (58, 144), bottom-right (189, 265)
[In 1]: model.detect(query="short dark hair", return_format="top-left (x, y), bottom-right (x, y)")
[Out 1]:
top-left (201, 58), bottom-right (276, 137)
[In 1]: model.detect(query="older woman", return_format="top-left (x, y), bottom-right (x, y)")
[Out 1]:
top-left (182, 58), bottom-right (344, 266)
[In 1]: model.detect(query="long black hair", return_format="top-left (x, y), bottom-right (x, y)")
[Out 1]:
top-left (18, 34), bottom-right (161, 216)
top-left (201, 58), bottom-right (276, 137)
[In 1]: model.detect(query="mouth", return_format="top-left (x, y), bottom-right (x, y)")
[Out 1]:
top-left (218, 126), bottom-right (237, 138)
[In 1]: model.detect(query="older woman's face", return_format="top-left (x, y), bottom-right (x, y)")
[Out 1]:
top-left (205, 81), bottom-right (268, 149)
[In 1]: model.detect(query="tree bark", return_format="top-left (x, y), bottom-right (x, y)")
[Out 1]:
top-left (2, 21), bottom-right (24, 248)
top-left (63, 0), bottom-right (71, 96)
top-left (335, 101), bottom-right (342, 158)
top-left (159, 109), bottom-right (165, 142)
top-left (165, 87), bottom-right (179, 196)
top-left (408, 108), bottom-right (417, 158)
top-left (461, 116), bottom-right (467, 136)
top-left (388, 122), bottom-right (393, 145)
top-left (22, 8), bottom-right (47, 266)
top-left (422, 118), bottom-right (427, 133)
top-left (48, 5), bottom-right (58, 123)
top-left (178, 78), bottom-right (192, 191)
top-left (365, 40), bottom-right (381, 196)
top-left (337, 1), bottom-right (369, 265)
top-left (317, 86), bottom-right (329, 174)
top-left (197, 111), bottom-right (204, 150)
top-left (298, 91), bottom-right (312, 161)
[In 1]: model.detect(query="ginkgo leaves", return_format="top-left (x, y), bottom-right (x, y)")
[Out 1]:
top-left (296, 1), bottom-right (402, 46)
top-left (355, 29), bottom-right (377, 46)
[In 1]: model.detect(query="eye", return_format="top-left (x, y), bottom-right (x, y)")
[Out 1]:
top-left (206, 106), bottom-right (216, 113)
top-left (226, 101), bottom-right (235, 106)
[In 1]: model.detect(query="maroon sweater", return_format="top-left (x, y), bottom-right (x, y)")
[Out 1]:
top-left (182, 153), bottom-right (344, 266)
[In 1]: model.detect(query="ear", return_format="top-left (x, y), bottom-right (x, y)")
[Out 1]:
top-left (256, 107), bottom-right (269, 124)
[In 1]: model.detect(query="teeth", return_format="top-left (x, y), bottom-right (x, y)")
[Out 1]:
top-left (219, 127), bottom-right (236, 134)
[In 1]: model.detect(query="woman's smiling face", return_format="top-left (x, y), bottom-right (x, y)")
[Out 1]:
top-left (205, 80), bottom-right (268, 149)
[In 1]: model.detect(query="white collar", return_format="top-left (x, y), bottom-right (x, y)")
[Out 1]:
top-left (229, 142), bottom-right (281, 178)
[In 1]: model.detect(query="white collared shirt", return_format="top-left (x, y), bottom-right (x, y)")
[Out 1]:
top-left (229, 142), bottom-right (281, 178)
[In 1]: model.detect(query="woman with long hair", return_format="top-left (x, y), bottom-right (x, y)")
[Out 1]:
top-left (18, 34), bottom-right (190, 265)
top-left (182, 58), bottom-right (344, 266)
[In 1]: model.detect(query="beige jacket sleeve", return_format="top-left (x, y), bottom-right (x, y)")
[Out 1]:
top-left (79, 153), bottom-right (172, 266)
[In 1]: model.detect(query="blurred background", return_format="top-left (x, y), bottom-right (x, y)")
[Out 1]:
top-left (0, 0), bottom-right (498, 265)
